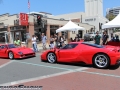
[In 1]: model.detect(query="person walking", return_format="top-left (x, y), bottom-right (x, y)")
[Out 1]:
top-left (41, 33), bottom-right (47, 50)
top-left (32, 35), bottom-right (38, 52)
top-left (94, 31), bottom-right (101, 45)
top-left (14, 38), bottom-right (21, 47)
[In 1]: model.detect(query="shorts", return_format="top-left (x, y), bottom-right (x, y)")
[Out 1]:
top-left (50, 43), bottom-right (54, 48)
top-left (42, 43), bottom-right (46, 46)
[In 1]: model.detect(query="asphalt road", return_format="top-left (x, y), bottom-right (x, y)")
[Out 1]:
top-left (0, 53), bottom-right (89, 85)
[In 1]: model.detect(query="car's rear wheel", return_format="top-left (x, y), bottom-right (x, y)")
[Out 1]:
top-left (93, 54), bottom-right (110, 69)
top-left (8, 52), bottom-right (14, 60)
top-left (47, 52), bottom-right (57, 63)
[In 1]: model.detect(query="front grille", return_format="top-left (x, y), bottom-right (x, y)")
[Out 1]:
top-left (25, 53), bottom-right (34, 56)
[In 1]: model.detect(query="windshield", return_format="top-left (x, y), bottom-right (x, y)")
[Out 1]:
top-left (61, 43), bottom-right (78, 49)
top-left (81, 42), bottom-right (104, 48)
top-left (8, 44), bottom-right (17, 49)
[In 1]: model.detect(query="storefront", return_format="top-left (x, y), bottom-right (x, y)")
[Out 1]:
top-left (0, 28), bottom-right (9, 44)
top-left (10, 26), bottom-right (27, 43)
top-left (50, 25), bottom-right (59, 36)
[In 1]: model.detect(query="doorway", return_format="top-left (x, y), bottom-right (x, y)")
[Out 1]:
top-left (14, 31), bottom-right (26, 42)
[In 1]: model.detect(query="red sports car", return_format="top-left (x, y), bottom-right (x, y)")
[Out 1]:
top-left (0, 44), bottom-right (35, 59)
top-left (41, 42), bottom-right (120, 69)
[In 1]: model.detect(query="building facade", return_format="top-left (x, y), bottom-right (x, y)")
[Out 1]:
top-left (0, 13), bottom-right (94, 47)
top-left (47, 0), bottom-right (108, 33)
top-left (85, 0), bottom-right (103, 17)
top-left (107, 7), bottom-right (120, 16)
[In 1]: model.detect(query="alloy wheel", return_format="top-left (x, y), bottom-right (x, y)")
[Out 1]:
top-left (47, 53), bottom-right (56, 63)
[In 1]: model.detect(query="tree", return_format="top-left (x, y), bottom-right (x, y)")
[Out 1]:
top-left (106, 13), bottom-right (116, 21)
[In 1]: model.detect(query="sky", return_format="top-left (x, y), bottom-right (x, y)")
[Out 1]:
top-left (0, 0), bottom-right (120, 16)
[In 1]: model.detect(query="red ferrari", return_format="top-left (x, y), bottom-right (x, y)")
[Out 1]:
top-left (0, 44), bottom-right (35, 59)
top-left (41, 42), bottom-right (120, 69)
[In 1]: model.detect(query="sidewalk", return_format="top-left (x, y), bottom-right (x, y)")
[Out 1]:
top-left (37, 43), bottom-right (49, 50)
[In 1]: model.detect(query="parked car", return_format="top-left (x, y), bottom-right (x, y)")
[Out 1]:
top-left (40, 42), bottom-right (120, 69)
top-left (84, 32), bottom-right (102, 41)
top-left (84, 33), bottom-right (91, 41)
top-left (0, 44), bottom-right (35, 59)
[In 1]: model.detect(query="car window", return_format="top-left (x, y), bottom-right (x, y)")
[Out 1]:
top-left (8, 44), bottom-right (17, 49)
top-left (81, 42), bottom-right (104, 48)
top-left (0, 45), bottom-right (7, 49)
top-left (62, 43), bottom-right (78, 49)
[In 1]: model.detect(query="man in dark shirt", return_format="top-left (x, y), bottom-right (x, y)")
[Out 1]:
top-left (94, 31), bottom-right (101, 45)
top-left (102, 31), bottom-right (109, 45)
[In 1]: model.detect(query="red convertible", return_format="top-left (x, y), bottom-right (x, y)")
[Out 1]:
top-left (0, 44), bottom-right (35, 59)
top-left (41, 42), bottom-right (120, 69)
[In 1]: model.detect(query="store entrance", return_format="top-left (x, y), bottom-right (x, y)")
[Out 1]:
top-left (78, 30), bottom-right (83, 38)
top-left (14, 30), bottom-right (26, 42)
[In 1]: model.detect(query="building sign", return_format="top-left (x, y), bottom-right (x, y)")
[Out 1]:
top-left (19, 13), bottom-right (28, 26)
top-left (85, 18), bottom-right (96, 22)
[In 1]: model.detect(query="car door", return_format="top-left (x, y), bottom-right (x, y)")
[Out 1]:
top-left (0, 45), bottom-right (8, 57)
top-left (58, 43), bottom-right (79, 62)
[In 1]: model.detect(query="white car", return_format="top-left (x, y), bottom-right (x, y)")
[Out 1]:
top-left (88, 32), bottom-right (102, 40)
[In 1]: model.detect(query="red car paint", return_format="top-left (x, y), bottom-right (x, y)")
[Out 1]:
top-left (41, 42), bottom-right (120, 66)
top-left (0, 44), bottom-right (35, 59)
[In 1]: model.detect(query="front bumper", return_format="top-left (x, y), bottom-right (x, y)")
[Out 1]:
top-left (110, 55), bottom-right (120, 65)
top-left (15, 53), bottom-right (36, 59)
top-left (116, 60), bottom-right (120, 65)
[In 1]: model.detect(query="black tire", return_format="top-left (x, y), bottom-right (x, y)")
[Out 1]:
top-left (47, 52), bottom-right (57, 63)
top-left (93, 54), bottom-right (110, 69)
top-left (8, 52), bottom-right (14, 60)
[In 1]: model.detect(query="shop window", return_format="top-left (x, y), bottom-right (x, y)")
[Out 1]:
top-left (0, 33), bottom-right (8, 43)
top-left (72, 31), bottom-right (75, 34)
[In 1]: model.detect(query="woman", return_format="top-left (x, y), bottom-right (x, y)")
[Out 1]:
top-left (59, 36), bottom-right (64, 48)
top-left (49, 35), bottom-right (55, 49)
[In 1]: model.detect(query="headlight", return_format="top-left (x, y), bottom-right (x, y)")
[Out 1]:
top-left (18, 52), bottom-right (23, 55)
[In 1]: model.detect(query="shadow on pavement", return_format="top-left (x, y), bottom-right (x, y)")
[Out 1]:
top-left (42, 61), bottom-right (120, 70)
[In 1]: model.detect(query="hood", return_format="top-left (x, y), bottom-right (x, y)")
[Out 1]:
top-left (9, 47), bottom-right (34, 54)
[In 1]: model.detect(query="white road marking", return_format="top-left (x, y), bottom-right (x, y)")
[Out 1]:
top-left (0, 67), bottom-right (88, 86)
top-left (80, 71), bottom-right (120, 78)
top-left (14, 61), bottom-right (72, 71)
top-left (0, 60), bottom-right (14, 69)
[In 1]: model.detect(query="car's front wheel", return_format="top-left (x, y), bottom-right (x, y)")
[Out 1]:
top-left (47, 52), bottom-right (57, 63)
top-left (93, 54), bottom-right (110, 69)
top-left (8, 52), bottom-right (14, 60)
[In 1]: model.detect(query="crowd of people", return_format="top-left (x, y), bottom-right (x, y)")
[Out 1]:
top-left (31, 33), bottom-right (67, 52)
top-left (13, 31), bottom-right (120, 52)
top-left (13, 33), bottom-right (67, 52)
top-left (111, 33), bottom-right (119, 42)
top-left (94, 31), bottom-right (109, 45)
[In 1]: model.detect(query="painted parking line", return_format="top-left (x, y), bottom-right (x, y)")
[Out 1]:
top-left (80, 71), bottom-right (120, 78)
top-left (0, 67), bottom-right (88, 86)
top-left (13, 61), bottom-right (120, 79)
top-left (1, 60), bottom-right (120, 86)
top-left (0, 71), bottom-right (74, 86)
top-left (0, 61), bottom-right (14, 69)
top-left (14, 61), bottom-right (73, 71)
